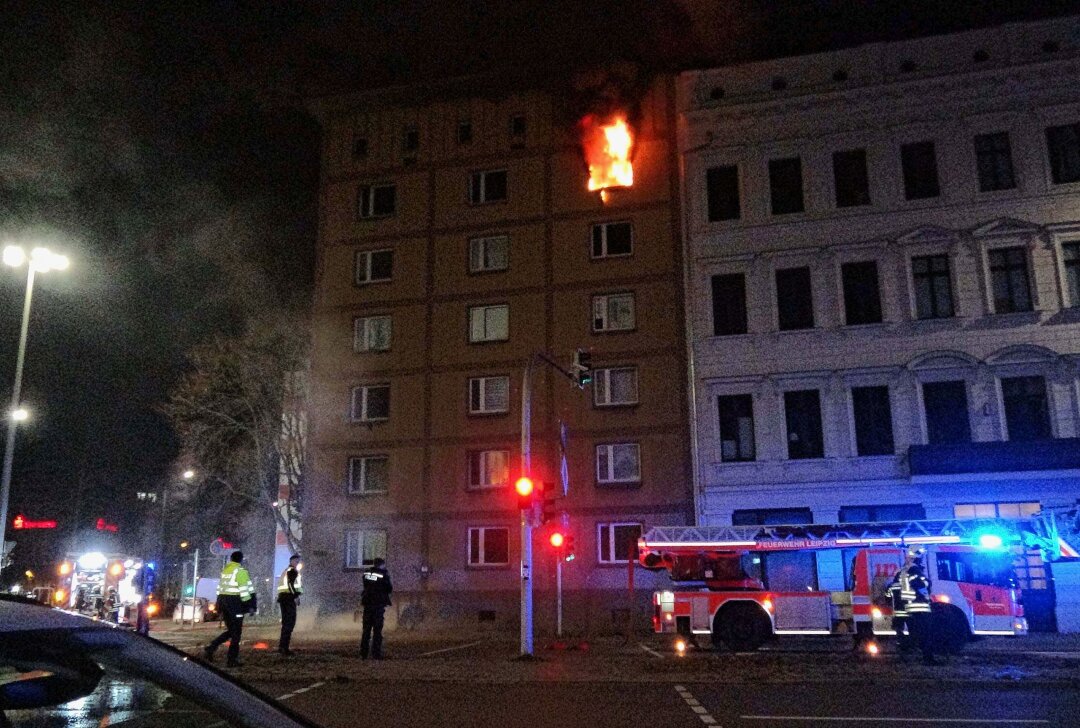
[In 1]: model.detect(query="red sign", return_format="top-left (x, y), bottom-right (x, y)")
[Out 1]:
top-left (749, 539), bottom-right (838, 551)
top-left (12, 514), bottom-right (57, 530)
top-left (95, 518), bottom-right (118, 533)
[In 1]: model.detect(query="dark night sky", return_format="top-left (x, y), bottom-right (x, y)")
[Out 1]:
top-left (1, 0), bottom-right (1077, 549)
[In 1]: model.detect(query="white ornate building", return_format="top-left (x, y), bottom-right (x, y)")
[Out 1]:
top-left (678, 16), bottom-right (1080, 627)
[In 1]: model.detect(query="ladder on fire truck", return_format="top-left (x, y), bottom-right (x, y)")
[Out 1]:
top-left (640, 514), bottom-right (1077, 561)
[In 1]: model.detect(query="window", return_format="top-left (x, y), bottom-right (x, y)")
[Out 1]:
top-left (469, 375), bottom-right (510, 414)
top-left (900, 141), bottom-right (940, 200)
top-left (1001, 376), bottom-right (1052, 441)
top-left (851, 386), bottom-right (894, 456)
top-left (592, 293), bottom-right (635, 332)
top-left (348, 456), bottom-right (389, 494)
top-left (776, 267), bottom-right (814, 331)
top-left (768, 157), bottom-right (805, 215)
top-left (402, 126), bottom-right (419, 154)
top-left (974, 132), bottom-right (1016, 192)
top-left (468, 450), bottom-right (509, 489)
top-left (357, 184), bottom-right (396, 218)
top-left (355, 249), bottom-right (393, 285)
top-left (591, 221), bottom-right (633, 258)
top-left (955, 502), bottom-right (1040, 520)
top-left (717, 394), bottom-right (755, 462)
top-left (711, 273), bottom-right (748, 336)
top-left (832, 149), bottom-right (871, 207)
top-left (469, 170), bottom-right (508, 204)
top-left (352, 136), bottom-right (369, 159)
top-left (345, 529), bottom-right (387, 569)
top-left (593, 367), bottom-right (638, 407)
top-left (841, 261), bottom-right (883, 325)
top-left (596, 443), bottom-right (641, 484)
top-left (469, 235), bottom-right (509, 273)
top-left (351, 384), bottom-right (390, 422)
top-left (1046, 122), bottom-right (1080, 184)
top-left (784, 390), bottom-right (824, 459)
top-left (733, 508), bottom-right (813, 526)
top-left (468, 304), bottom-right (509, 342)
top-left (353, 315), bottom-right (392, 352)
top-left (457, 120), bottom-right (473, 145)
top-left (468, 527), bottom-right (509, 566)
top-left (1064, 243), bottom-right (1080, 306)
top-left (912, 254), bottom-right (954, 319)
top-left (706, 165), bottom-right (741, 221)
top-left (839, 504), bottom-right (925, 522)
top-left (598, 522), bottom-right (642, 564)
top-left (732, 509), bottom-right (816, 591)
top-left (922, 380), bottom-right (971, 444)
top-left (988, 247), bottom-right (1032, 313)
top-left (955, 502), bottom-right (1045, 591)
top-left (510, 115), bottom-right (527, 138)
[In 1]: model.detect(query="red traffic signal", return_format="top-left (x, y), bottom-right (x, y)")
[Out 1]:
top-left (515, 477), bottom-right (535, 510)
top-left (563, 534), bottom-right (576, 562)
top-left (549, 532), bottom-right (565, 548)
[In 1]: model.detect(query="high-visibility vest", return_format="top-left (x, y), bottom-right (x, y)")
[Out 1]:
top-left (903, 572), bottom-right (932, 614)
top-left (277, 566), bottom-right (302, 595)
top-left (218, 562), bottom-right (254, 600)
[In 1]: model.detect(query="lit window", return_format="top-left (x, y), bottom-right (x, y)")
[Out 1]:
top-left (468, 450), bottom-right (509, 489)
top-left (468, 304), bottom-right (509, 342)
top-left (344, 529), bottom-right (386, 569)
top-left (469, 376), bottom-right (510, 414)
top-left (596, 443), bottom-right (641, 484)
top-left (592, 293), bottom-right (635, 332)
top-left (593, 367), bottom-right (638, 407)
top-left (354, 316), bottom-right (392, 352)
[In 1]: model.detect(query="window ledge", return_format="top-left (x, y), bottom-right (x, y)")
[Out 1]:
top-left (468, 411), bottom-right (511, 418)
top-left (347, 490), bottom-right (388, 497)
top-left (711, 460), bottom-right (764, 468)
top-left (351, 418), bottom-right (389, 425)
top-left (466, 485), bottom-right (509, 493)
top-left (594, 402), bottom-right (640, 410)
top-left (840, 321), bottom-right (889, 332)
top-left (596, 480), bottom-right (642, 489)
top-left (709, 331), bottom-right (754, 341)
top-left (774, 326), bottom-right (821, 335)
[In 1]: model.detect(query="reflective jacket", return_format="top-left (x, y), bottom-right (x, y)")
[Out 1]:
top-left (218, 561), bottom-right (254, 601)
top-left (277, 566), bottom-right (302, 596)
top-left (902, 570), bottom-right (932, 614)
top-left (361, 566), bottom-right (392, 607)
top-left (887, 574), bottom-right (908, 618)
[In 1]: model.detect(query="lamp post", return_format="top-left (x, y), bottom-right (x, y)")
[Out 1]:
top-left (0, 245), bottom-right (69, 571)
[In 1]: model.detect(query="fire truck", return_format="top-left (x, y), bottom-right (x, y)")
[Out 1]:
top-left (56, 551), bottom-right (152, 624)
top-left (639, 517), bottom-right (1075, 653)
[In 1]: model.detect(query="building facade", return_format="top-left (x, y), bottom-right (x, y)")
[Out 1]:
top-left (305, 75), bottom-right (693, 630)
top-left (679, 17), bottom-right (1080, 627)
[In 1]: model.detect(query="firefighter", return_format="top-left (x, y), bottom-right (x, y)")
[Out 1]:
top-left (203, 551), bottom-right (256, 668)
top-left (903, 559), bottom-right (939, 665)
top-left (360, 557), bottom-right (392, 660)
top-left (886, 569), bottom-right (910, 653)
top-left (277, 553), bottom-right (302, 656)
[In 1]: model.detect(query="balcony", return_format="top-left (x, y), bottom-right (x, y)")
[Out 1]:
top-left (909, 438), bottom-right (1080, 476)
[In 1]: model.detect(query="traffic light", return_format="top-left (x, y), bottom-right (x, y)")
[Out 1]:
top-left (539, 482), bottom-right (558, 524)
top-left (515, 476), bottom-right (535, 511)
top-left (572, 349), bottom-right (593, 388)
top-left (549, 531), bottom-right (565, 549)
top-left (563, 534), bottom-right (576, 562)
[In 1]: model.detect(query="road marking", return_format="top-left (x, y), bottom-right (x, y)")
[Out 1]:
top-left (639, 643), bottom-right (665, 659)
top-left (276, 680), bottom-right (326, 702)
top-left (741, 716), bottom-right (1048, 724)
top-left (416, 640), bottom-right (484, 657)
top-left (675, 685), bottom-right (721, 727)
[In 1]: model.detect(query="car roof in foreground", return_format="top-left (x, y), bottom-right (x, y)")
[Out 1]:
top-left (0, 595), bottom-right (111, 633)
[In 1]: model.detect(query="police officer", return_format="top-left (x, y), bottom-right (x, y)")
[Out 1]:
top-left (360, 557), bottom-right (392, 660)
top-left (204, 551), bottom-right (255, 668)
top-left (277, 554), bottom-right (302, 656)
top-left (903, 558), bottom-right (938, 665)
top-left (886, 569), bottom-right (910, 653)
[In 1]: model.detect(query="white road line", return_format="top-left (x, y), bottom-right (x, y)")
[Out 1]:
top-left (277, 680), bottom-right (326, 702)
top-left (416, 640), bottom-right (485, 657)
top-left (741, 716), bottom-right (1049, 724)
top-left (674, 685), bottom-right (721, 727)
top-left (640, 643), bottom-right (665, 659)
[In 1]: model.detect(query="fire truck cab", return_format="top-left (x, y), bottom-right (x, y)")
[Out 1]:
top-left (641, 518), bottom-right (1066, 652)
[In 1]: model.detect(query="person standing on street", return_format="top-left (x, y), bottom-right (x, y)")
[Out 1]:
top-left (277, 554), bottom-right (303, 656)
top-left (204, 551), bottom-right (255, 668)
top-left (360, 557), bottom-right (392, 660)
top-left (902, 559), bottom-right (938, 665)
top-left (886, 569), bottom-right (910, 653)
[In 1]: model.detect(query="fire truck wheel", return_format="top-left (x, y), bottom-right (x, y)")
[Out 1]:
top-left (931, 603), bottom-right (970, 655)
top-left (712, 602), bottom-right (771, 652)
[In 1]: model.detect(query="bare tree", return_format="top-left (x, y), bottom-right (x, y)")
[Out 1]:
top-left (165, 311), bottom-right (307, 556)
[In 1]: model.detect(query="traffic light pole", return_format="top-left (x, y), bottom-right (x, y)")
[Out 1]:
top-left (556, 555), bottom-right (563, 637)
top-left (519, 356), bottom-right (534, 657)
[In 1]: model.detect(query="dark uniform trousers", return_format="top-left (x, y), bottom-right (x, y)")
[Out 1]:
top-left (278, 595), bottom-right (298, 652)
top-left (361, 605), bottom-right (385, 659)
top-left (208, 595), bottom-right (245, 664)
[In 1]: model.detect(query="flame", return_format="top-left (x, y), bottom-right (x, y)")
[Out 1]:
top-left (582, 114), bottom-right (634, 201)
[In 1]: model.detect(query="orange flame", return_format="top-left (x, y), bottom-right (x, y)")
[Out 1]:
top-left (582, 114), bottom-right (634, 202)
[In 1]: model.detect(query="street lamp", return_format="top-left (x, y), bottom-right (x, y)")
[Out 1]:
top-left (0, 245), bottom-right (69, 571)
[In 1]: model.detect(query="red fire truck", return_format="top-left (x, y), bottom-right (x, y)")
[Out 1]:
top-left (639, 517), bottom-right (1074, 653)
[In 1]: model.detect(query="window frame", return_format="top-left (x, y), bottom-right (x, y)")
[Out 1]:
top-left (468, 304), bottom-right (510, 343)
top-left (467, 526), bottom-right (510, 567)
top-left (900, 140), bottom-right (941, 200)
top-left (717, 393), bottom-right (756, 463)
top-left (468, 234), bottom-right (510, 274)
top-left (595, 442), bottom-right (642, 485)
top-left (597, 522), bottom-right (643, 564)
top-left (353, 315), bottom-right (392, 353)
top-left (351, 383), bottom-right (391, 423)
top-left (987, 246), bottom-right (1034, 314)
top-left (591, 292), bottom-right (636, 333)
top-left (468, 169), bottom-right (508, 204)
top-left (920, 379), bottom-right (972, 445)
top-left (347, 455), bottom-right (390, 495)
top-left (999, 375), bottom-right (1053, 442)
top-left (344, 528), bottom-right (387, 570)
top-left (354, 249), bottom-right (394, 286)
top-left (468, 375), bottom-right (511, 415)
top-left (911, 253), bottom-right (955, 320)
top-left (467, 449), bottom-right (511, 490)
top-left (973, 131), bottom-right (1017, 193)
top-left (593, 366), bottom-right (639, 407)
top-left (590, 221), bottom-right (634, 259)
top-left (357, 183), bottom-right (397, 219)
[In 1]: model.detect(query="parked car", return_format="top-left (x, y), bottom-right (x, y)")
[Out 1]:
top-left (0, 594), bottom-right (318, 727)
top-left (173, 596), bottom-right (215, 623)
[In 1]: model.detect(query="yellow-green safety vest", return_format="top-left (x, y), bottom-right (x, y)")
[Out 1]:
top-left (277, 567), bottom-right (302, 595)
top-left (218, 561), bottom-right (254, 600)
